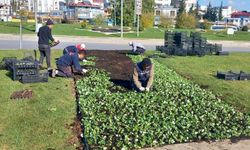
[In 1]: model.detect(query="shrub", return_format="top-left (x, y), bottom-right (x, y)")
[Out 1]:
top-left (94, 14), bottom-right (106, 27)
top-left (176, 13), bottom-right (197, 29)
top-left (242, 26), bottom-right (249, 32)
top-left (141, 13), bottom-right (154, 29)
top-left (160, 15), bottom-right (174, 28)
top-left (202, 19), bottom-right (211, 30)
top-left (81, 20), bottom-right (89, 29)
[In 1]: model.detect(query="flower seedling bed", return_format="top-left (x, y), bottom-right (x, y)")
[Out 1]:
top-left (75, 51), bottom-right (250, 149)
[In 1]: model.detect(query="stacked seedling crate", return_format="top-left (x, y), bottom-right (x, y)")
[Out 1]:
top-left (12, 60), bottom-right (39, 81)
top-left (156, 31), bottom-right (225, 57)
top-left (1, 57), bottom-right (49, 83)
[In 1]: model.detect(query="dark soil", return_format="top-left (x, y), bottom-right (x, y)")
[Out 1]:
top-left (66, 118), bottom-right (84, 150)
top-left (87, 50), bottom-right (134, 89)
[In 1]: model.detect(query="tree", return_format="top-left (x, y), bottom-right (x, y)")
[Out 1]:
top-left (176, 13), bottom-right (197, 29)
top-left (177, 0), bottom-right (186, 16)
top-left (218, 1), bottom-right (223, 21)
top-left (195, 0), bottom-right (200, 18)
top-left (111, 0), bottom-right (154, 27)
top-left (189, 4), bottom-right (195, 15)
top-left (204, 2), bottom-right (217, 22)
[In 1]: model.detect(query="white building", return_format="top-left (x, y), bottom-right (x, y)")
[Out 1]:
top-left (26, 0), bottom-right (65, 13)
top-left (0, 0), bottom-right (11, 21)
top-left (155, 0), bottom-right (171, 6)
top-left (222, 6), bottom-right (237, 18)
top-left (89, 0), bottom-right (104, 9)
top-left (154, 5), bottom-right (178, 25)
top-left (185, 0), bottom-right (196, 12)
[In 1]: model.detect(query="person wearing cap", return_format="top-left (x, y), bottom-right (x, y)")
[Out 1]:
top-left (51, 50), bottom-right (88, 78)
top-left (129, 41), bottom-right (146, 54)
top-left (63, 44), bottom-right (87, 62)
top-left (132, 58), bottom-right (154, 92)
top-left (37, 19), bottom-right (58, 70)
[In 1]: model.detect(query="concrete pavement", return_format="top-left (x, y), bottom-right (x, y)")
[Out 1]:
top-left (0, 34), bottom-right (249, 52)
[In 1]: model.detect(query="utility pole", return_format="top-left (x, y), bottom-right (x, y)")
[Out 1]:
top-left (133, 0), bottom-right (136, 27)
top-left (120, 0), bottom-right (123, 38)
top-left (19, 18), bottom-right (22, 50)
top-left (34, 0), bottom-right (38, 33)
top-left (114, 0), bottom-right (117, 26)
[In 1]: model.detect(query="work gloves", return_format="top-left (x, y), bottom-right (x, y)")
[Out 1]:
top-left (82, 59), bottom-right (88, 62)
top-left (82, 69), bottom-right (88, 74)
top-left (139, 87), bottom-right (145, 92)
top-left (139, 87), bottom-right (150, 92)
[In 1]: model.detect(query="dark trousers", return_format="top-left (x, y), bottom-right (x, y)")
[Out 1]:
top-left (56, 64), bottom-right (74, 78)
top-left (133, 47), bottom-right (146, 55)
top-left (39, 44), bottom-right (51, 68)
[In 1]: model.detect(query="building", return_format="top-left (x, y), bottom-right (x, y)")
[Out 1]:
top-left (0, 0), bottom-right (11, 21)
top-left (24, 0), bottom-right (66, 13)
top-left (154, 5), bottom-right (178, 25)
top-left (89, 0), bottom-right (104, 9)
top-left (224, 11), bottom-right (250, 27)
top-left (155, 0), bottom-right (171, 6)
top-left (66, 1), bottom-right (104, 20)
top-left (221, 6), bottom-right (236, 18)
top-left (185, 0), bottom-right (196, 12)
top-left (171, 0), bottom-right (196, 12)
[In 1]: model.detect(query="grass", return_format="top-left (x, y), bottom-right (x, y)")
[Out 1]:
top-left (156, 53), bottom-right (250, 113)
top-left (0, 50), bottom-right (77, 150)
top-left (1, 22), bottom-right (250, 41)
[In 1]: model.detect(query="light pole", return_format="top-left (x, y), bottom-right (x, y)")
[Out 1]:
top-left (114, 0), bottom-right (116, 26)
top-left (120, 0), bottom-right (123, 38)
top-left (34, 0), bottom-right (38, 33)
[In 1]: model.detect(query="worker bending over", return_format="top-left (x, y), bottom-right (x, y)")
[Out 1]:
top-left (51, 50), bottom-right (87, 78)
top-left (129, 41), bottom-right (146, 54)
top-left (63, 43), bottom-right (87, 62)
top-left (132, 58), bottom-right (154, 92)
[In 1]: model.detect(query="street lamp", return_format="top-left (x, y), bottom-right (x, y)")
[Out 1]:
top-left (120, 0), bottom-right (123, 38)
top-left (34, 0), bottom-right (38, 33)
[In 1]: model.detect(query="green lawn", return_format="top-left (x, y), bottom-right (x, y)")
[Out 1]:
top-left (0, 50), bottom-right (77, 150)
top-left (1, 22), bottom-right (250, 41)
top-left (156, 53), bottom-right (250, 113)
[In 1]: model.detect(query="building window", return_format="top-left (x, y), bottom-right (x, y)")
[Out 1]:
top-left (170, 11), bottom-right (175, 17)
top-left (156, 10), bottom-right (160, 16)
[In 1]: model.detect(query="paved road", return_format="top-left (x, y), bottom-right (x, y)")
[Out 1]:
top-left (0, 34), bottom-right (249, 52)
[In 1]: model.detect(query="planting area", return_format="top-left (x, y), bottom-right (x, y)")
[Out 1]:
top-left (77, 51), bottom-right (250, 149)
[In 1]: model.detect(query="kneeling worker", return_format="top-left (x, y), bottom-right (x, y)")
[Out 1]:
top-left (132, 58), bottom-right (154, 92)
top-left (51, 51), bottom-right (87, 78)
top-left (63, 43), bottom-right (87, 62)
top-left (129, 41), bottom-right (146, 54)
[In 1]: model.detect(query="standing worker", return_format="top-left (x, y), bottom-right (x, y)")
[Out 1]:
top-left (132, 58), bottom-right (154, 92)
top-left (63, 43), bottom-right (87, 62)
top-left (129, 41), bottom-right (146, 54)
top-left (37, 19), bottom-right (58, 70)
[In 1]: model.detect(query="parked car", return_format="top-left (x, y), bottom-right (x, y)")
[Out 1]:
top-left (210, 25), bottom-right (238, 31)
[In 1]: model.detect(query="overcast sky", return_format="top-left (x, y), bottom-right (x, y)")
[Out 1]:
top-left (199, 0), bottom-right (250, 11)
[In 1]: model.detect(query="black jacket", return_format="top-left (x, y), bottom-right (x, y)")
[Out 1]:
top-left (37, 26), bottom-right (54, 45)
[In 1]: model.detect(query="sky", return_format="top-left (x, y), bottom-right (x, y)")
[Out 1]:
top-left (199, 0), bottom-right (250, 11)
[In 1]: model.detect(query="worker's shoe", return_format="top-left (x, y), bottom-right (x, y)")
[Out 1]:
top-left (51, 69), bottom-right (57, 78)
